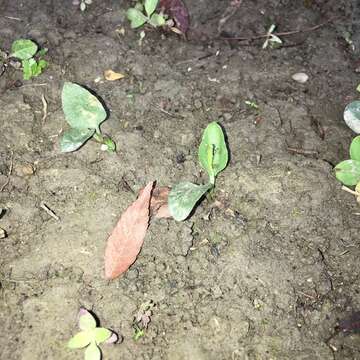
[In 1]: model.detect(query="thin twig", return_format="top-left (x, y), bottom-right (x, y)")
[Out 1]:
top-left (3, 16), bottom-right (22, 21)
top-left (220, 17), bottom-right (337, 42)
top-left (40, 203), bottom-right (60, 221)
top-left (287, 147), bottom-right (318, 157)
top-left (41, 94), bottom-right (48, 122)
top-left (341, 186), bottom-right (360, 197)
top-left (153, 105), bottom-right (185, 119)
top-left (218, 0), bottom-right (244, 34)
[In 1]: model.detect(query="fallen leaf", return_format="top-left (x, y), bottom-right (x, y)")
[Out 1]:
top-left (159, 0), bottom-right (190, 34)
top-left (104, 69), bottom-right (125, 81)
top-left (104, 181), bottom-right (153, 279)
top-left (139, 185), bottom-right (172, 219)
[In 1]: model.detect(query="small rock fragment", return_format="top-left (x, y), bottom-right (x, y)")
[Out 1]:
top-left (292, 72), bottom-right (309, 84)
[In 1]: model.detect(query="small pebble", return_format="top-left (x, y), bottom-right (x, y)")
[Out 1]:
top-left (292, 72), bottom-right (309, 84)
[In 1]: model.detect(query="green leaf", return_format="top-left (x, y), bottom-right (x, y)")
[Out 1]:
top-left (198, 122), bottom-right (228, 184)
top-left (93, 328), bottom-right (112, 344)
top-left (126, 8), bottom-right (148, 28)
top-left (149, 13), bottom-right (165, 27)
top-left (22, 59), bottom-right (32, 80)
top-left (169, 182), bottom-right (213, 221)
top-left (145, 0), bottom-right (158, 17)
top-left (350, 135), bottom-right (360, 161)
top-left (335, 159), bottom-right (360, 186)
top-left (11, 39), bottom-right (38, 60)
top-left (37, 47), bottom-right (48, 57)
top-left (79, 311), bottom-right (97, 331)
top-left (68, 331), bottom-right (91, 349)
top-left (60, 128), bottom-right (95, 153)
top-left (344, 101), bottom-right (360, 133)
top-left (103, 136), bottom-right (116, 152)
top-left (62, 82), bottom-right (107, 131)
top-left (84, 341), bottom-right (101, 360)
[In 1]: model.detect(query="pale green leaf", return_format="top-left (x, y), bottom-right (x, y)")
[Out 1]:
top-left (169, 182), bottom-right (212, 221)
top-left (335, 159), bottom-right (360, 186)
top-left (94, 328), bottom-right (112, 344)
top-left (68, 331), bottom-right (91, 349)
top-left (344, 101), bottom-right (360, 133)
top-left (61, 82), bottom-right (107, 131)
top-left (11, 39), bottom-right (38, 60)
top-left (145, 0), bottom-right (158, 17)
top-left (350, 135), bottom-right (360, 161)
top-left (79, 311), bottom-right (97, 331)
top-left (126, 8), bottom-right (148, 28)
top-left (198, 122), bottom-right (228, 184)
top-left (149, 13), bottom-right (165, 27)
top-left (84, 341), bottom-right (101, 360)
top-left (60, 128), bottom-right (94, 153)
top-left (357, 84), bottom-right (360, 93)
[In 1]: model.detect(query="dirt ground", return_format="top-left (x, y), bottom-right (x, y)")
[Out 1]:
top-left (1, 0), bottom-right (360, 359)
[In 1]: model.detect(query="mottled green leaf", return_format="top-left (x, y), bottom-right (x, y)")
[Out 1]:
top-left (11, 39), bottom-right (38, 60)
top-left (145, 0), bottom-right (158, 16)
top-left (94, 328), bottom-right (112, 344)
top-left (103, 136), bottom-right (116, 152)
top-left (60, 128), bottom-right (94, 153)
top-left (344, 101), bottom-right (360, 134)
top-left (149, 13), bottom-right (165, 27)
top-left (126, 8), bottom-right (148, 28)
top-left (350, 135), bottom-right (360, 161)
top-left (198, 122), bottom-right (228, 184)
top-left (67, 331), bottom-right (91, 349)
top-left (84, 341), bottom-right (101, 360)
top-left (62, 82), bottom-right (107, 131)
top-left (22, 59), bottom-right (35, 80)
top-left (335, 159), bottom-right (360, 186)
top-left (79, 311), bottom-right (97, 331)
top-left (169, 182), bottom-right (212, 221)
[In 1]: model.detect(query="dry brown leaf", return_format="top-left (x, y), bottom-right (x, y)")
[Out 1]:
top-left (104, 69), bottom-right (125, 81)
top-left (139, 185), bottom-right (172, 219)
top-left (104, 181), bottom-right (153, 279)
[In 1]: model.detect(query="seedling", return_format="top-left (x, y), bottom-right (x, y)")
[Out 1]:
top-left (344, 100), bottom-right (360, 134)
top-left (245, 100), bottom-right (259, 110)
top-left (132, 300), bottom-right (155, 340)
top-left (169, 122), bottom-right (229, 221)
top-left (335, 135), bottom-right (360, 187)
top-left (73, 0), bottom-right (92, 11)
top-left (262, 24), bottom-right (283, 49)
top-left (68, 308), bottom-right (118, 360)
top-left (60, 82), bottom-right (116, 153)
top-left (127, 0), bottom-right (166, 28)
top-left (5, 39), bottom-right (48, 80)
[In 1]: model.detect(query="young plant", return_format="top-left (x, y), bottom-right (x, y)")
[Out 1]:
top-left (10, 39), bottom-right (48, 80)
top-left (73, 0), bottom-right (92, 11)
top-left (344, 100), bottom-right (360, 134)
top-left (335, 135), bottom-right (360, 187)
top-left (127, 0), bottom-right (166, 28)
top-left (68, 308), bottom-right (118, 360)
top-left (262, 24), bottom-right (283, 49)
top-left (132, 300), bottom-right (155, 340)
top-left (60, 82), bottom-right (116, 153)
top-left (169, 122), bottom-right (229, 221)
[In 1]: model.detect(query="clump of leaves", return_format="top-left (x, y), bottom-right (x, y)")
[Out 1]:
top-left (127, 0), bottom-right (166, 28)
top-left (68, 308), bottom-right (118, 360)
top-left (9, 39), bottom-right (48, 80)
top-left (335, 136), bottom-right (360, 186)
top-left (60, 82), bottom-right (116, 153)
top-left (169, 122), bottom-right (229, 221)
top-left (132, 300), bottom-right (155, 340)
top-left (262, 24), bottom-right (283, 49)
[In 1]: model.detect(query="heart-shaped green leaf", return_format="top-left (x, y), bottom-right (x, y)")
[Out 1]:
top-left (94, 328), bottom-right (112, 344)
top-left (169, 182), bottom-right (212, 221)
top-left (11, 39), bottom-right (38, 60)
top-left (335, 159), bottom-right (360, 186)
top-left (84, 341), bottom-right (101, 360)
top-left (60, 128), bottom-right (94, 153)
top-left (126, 8), bottom-right (148, 28)
top-left (145, 0), bottom-right (158, 17)
top-left (62, 82), bottom-right (107, 131)
top-left (149, 13), bottom-right (165, 27)
top-left (68, 331), bottom-right (91, 349)
top-left (350, 135), bottom-right (360, 161)
top-left (344, 101), bottom-right (360, 134)
top-left (198, 122), bottom-right (228, 184)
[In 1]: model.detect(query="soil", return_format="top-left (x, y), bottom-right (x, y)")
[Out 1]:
top-left (1, 0), bottom-right (360, 359)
